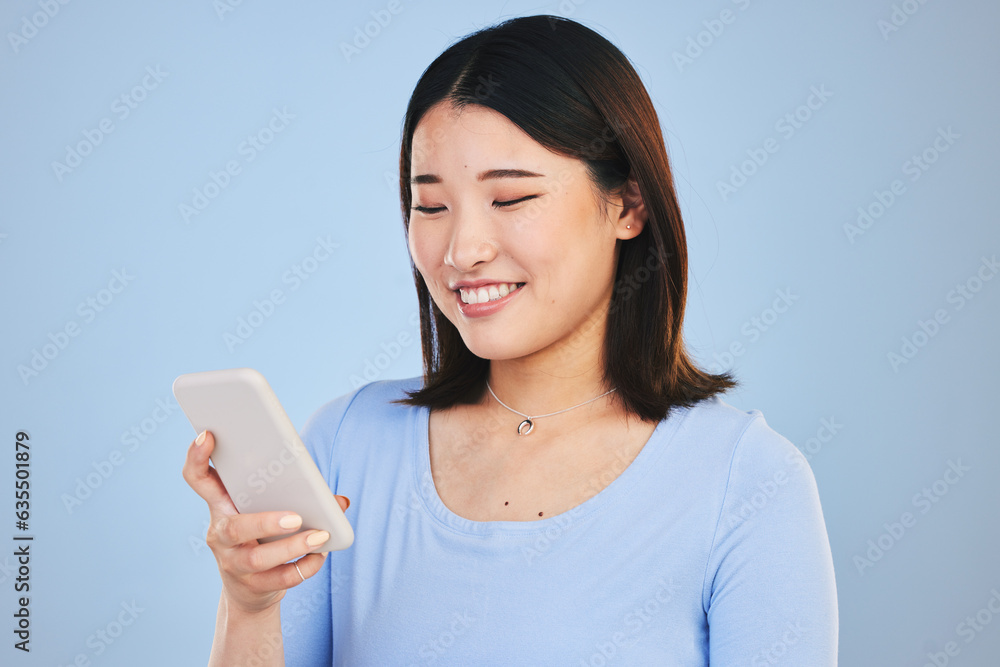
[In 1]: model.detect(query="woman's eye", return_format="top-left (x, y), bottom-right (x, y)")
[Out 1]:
top-left (412, 205), bottom-right (446, 214)
top-left (494, 195), bottom-right (538, 209)
top-left (411, 195), bottom-right (539, 214)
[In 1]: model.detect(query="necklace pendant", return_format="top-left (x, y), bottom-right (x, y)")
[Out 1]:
top-left (517, 419), bottom-right (534, 436)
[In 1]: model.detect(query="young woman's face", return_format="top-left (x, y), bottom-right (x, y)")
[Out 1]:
top-left (407, 101), bottom-right (639, 363)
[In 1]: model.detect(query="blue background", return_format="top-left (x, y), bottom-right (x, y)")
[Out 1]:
top-left (1, 0), bottom-right (998, 664)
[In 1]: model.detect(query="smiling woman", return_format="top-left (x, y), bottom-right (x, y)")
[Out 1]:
top-left (183, 13), bottom-right (838, 667)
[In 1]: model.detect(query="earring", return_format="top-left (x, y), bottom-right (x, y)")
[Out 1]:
top-left (626, 225), bottom-right (631, 229)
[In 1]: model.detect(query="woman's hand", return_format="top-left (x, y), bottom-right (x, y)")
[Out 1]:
top-left (181, 429), bottom-right (351, 615)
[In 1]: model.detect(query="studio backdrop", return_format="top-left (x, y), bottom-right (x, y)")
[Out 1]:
top-left (1, 0), bottom-right (998, 665)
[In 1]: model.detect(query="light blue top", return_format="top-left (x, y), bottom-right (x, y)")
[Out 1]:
top-left (280, 377), bottom-right (838, 666)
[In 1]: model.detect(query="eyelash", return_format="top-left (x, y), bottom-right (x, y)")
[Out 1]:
top-left (411, 195), bottom-right (538, 215)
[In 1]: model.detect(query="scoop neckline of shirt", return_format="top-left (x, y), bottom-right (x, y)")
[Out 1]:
top-left (411, 398), bottom-right (692, 537)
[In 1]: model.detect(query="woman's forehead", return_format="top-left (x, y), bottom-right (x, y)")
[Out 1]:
top-left (411, 103), bottom-right (574, 178)
top-left (414, 103), bottom-right (523, 149)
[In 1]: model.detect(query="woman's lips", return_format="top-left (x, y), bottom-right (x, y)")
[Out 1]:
top-left (455, 283), bottom-right (524, 318)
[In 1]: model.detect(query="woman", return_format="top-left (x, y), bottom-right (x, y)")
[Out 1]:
top-left (183, 14), bottom-right (838, 665)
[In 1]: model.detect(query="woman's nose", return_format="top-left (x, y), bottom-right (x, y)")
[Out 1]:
top-left (443, 208), bottom-right (499, 271)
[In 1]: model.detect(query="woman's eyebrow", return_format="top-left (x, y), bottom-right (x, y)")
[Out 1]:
top-left (410, 168), bottom-right (545, 184)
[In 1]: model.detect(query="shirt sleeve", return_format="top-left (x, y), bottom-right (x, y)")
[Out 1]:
top-left (281, 387), bottom-right (364, 666)
top-left (703, 414), bottom-right (839, 666)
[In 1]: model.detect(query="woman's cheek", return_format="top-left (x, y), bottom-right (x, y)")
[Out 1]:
top-left (407, 222), bottom-right (435, 270)
top-left (409, 223), bottom-right (451, 296)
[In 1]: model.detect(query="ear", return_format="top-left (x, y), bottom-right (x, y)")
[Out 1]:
top-left (617, 176), bottom-right (647, 240)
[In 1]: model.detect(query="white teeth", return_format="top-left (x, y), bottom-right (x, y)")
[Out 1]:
top-left (459, 283), bottom-right (523, 304)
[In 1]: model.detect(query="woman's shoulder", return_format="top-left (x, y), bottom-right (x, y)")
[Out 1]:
top-left (672, 395), bottom-right (815, 499)
top-left (680, 394), bottom-right (803, 458)
top-left (302, 376), bottom-right (423, 432)
top-left (298, 376), bottom-right (424, 476)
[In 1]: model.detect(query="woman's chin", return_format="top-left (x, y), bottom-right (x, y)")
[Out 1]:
top-left (460, 334), bottom-right (533, 362)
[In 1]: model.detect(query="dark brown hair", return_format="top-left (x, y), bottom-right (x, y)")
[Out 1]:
top-left (391, 14), bottom-right (737, 423)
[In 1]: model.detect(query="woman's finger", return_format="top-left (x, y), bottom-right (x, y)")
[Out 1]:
top-left (247, 552), bottom-right (329, 595)
top-left (181, 430), bottom-right (238, 516)
top-left (224, 526), bottom-right (331, 576)
top-left (210, 511), bottom-right (315, 551)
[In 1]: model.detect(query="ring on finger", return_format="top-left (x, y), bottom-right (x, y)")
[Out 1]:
top-left (293, 560), bottom-right (305, 582)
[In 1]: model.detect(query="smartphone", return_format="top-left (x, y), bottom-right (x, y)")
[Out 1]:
top-left (172, 367), bottom-right (354, 552)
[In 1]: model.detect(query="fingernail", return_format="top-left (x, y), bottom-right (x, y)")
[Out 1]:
top-left (306, 530), bottom-right (330, 547)
top-left (343, 497), bottom-right (351, 510)
top-left (279, 514), bottom-right (302, 530)
top-left (195, 430), bottom-right (207, 446)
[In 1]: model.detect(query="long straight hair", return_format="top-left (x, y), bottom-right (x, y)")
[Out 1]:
top-left (391, 15), bottom-right (737, 423)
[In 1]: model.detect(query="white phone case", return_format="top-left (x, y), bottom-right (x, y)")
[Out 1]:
top-left (172, 367), bottom-right (354, 552)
